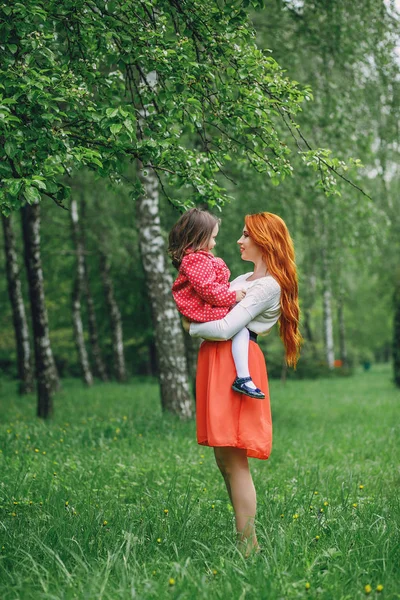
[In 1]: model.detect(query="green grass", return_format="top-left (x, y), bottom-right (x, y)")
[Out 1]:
top-left (0, 365), bottom-right (399, 599)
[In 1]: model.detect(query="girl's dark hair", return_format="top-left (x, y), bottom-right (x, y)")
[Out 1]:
top-left (168, 208), bottom-right (220, 269)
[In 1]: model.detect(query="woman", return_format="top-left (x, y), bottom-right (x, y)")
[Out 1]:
top-left (184, 212), bottom-right (302, 555)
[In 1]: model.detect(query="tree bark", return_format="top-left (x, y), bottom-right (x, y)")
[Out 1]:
top-left (21, 202), bottom-right (59, 418)
top-left (2, 213), bottom-right (34, 394)
top-left (136, 166), bottom-right (193, 418)
top-left (337, 292), bottom-right (348, 368)
top-left (322, 251), bottom-right (335, 369)
top-left (70, 198), bottom-right (93, 386)
top-left (80, 197), bottom-right (108, 382)
top-left (99, 250), bottom-right (126, 382)
top-left (393, 279), bottom-right (400, 387)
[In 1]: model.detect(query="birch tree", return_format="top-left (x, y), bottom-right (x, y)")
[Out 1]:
top-left (1, 213), bottom-right (34, 393)
top-left (21, 202), bottom-right (59, 418)
top-left (70, 198), bottom-right (93, 386)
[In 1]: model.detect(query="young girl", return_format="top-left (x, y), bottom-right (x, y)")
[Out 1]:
top-left (168, 207), bottom-right (265, 400)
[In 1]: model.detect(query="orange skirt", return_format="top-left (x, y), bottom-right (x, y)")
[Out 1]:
top-left (196, 339), bottom-right (272, 460)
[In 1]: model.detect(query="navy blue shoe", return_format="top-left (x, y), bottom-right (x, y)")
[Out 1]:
top-left (232, 377), bottom-right (265, 400)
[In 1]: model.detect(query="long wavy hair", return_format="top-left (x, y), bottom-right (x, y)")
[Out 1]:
top-left (168, 208), bottom-right (220, 269)
top-left (245, 212), bottom-right (302, 367)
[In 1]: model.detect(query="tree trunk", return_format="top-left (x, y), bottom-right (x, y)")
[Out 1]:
top-left (1, 213), bottom-right (34, 394)
top-left (136, 166), bottom-right (193, 418)
top-left (337, 292), bottom-right (348, 368)
top-left (322, 252), bottom-right (335, 369)
top-left (80, 197), bottom-right (108, 382)
top-left (99, 250), bottom-right (126, 382)
top-left (21, 202), bottom-right (59, 418)
top-left (393, 279), bottom-right (400, 387)
top-left (70, 198), bottom-right (93, 386)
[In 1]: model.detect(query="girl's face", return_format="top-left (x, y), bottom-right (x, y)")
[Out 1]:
top-left (237, 225), bottom-right (262, 263)
top-left (206, 223), bottom-right (219, 251)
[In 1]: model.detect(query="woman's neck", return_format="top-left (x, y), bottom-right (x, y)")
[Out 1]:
top-left (251, 258), bottom-right (268, 279)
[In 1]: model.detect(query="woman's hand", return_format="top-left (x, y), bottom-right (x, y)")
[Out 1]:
top-left (181, 316), bottom-right (191, 332)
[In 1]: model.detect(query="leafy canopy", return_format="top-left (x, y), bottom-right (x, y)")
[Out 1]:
top-left (0, 0), bottom-right (360, 215)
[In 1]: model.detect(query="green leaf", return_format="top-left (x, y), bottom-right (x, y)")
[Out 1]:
top-left (110, 123), bottom-right (122, 134)
top-left (7, 44), bottom-right (18, 54)
top-left (23, 185), bottom-right (41, 205)
top-left (4, 142), bottom-right (17, 158)
top-left (8, 179), bottom-right (23, 197)
top-left (106, 108), bottom-right (119, 118)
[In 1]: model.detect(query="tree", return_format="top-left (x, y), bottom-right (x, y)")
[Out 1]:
top-left (1, 213), bottom-right (34, 393)
top-left (70, 197), bottom-right (93, 386)
top-left (21, 202), bottom-right (59, 417)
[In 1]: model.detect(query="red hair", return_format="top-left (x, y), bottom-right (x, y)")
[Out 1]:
top-left (245, 212), bottom-right (302, 367)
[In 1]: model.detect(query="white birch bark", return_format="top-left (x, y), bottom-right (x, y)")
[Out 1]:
top-left (99, 250), bottom-right (126, 382)
top-left (21, 202), bottom-right (59, 418)
top-left (337, 292), bottom-right (348, 367)
top-left (2, 213), bottom-right (34, 394)
top-left (322, 250), bottom-right (335, 369)
top-left (70, 198), bottom-right (93, 386)
top-left (136, 168), bottom-right (193, 418)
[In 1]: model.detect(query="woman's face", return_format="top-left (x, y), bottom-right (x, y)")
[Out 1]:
top-left (237, 225), bottom-right (263, 263)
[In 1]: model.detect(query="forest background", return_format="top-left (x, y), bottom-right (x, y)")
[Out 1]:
top-left (1, 0), bottom-right (400, 419)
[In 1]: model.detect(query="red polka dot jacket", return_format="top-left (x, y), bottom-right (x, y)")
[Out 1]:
top-left (172, 250), bottom-right (237, 322)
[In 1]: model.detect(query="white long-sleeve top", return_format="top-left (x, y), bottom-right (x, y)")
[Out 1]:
top-left (189, 272), bottom-right (281, 340)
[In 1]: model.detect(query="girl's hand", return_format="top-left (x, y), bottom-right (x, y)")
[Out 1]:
top-left (181, 316), bottom-right (191, 332)
top-left (235, 289), bottom-right (246, 302)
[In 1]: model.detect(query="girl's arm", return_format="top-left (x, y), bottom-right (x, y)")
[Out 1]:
top-left (189, 278), bottom-right (280, 340)
top-left (181, 253), bottom-right (236, 307)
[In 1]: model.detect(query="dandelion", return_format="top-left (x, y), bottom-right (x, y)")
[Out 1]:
top-left (39, 502), bottom-right (43, 506)
top-left (11, 512), bottom-right (16, 517)
top-left (164, 509), bottom-right (169, 515)
top-left (102, 520), bottom-right (108, 526)
top-left (152, 570), bottom-right (157, 575)
top-left (29, 501), bottom-right (33, 505)
top-left (53, 472), bottom-right (57, 477)
top-left (359, 484), bottom-right (364, 490)
top-left (65, 501), bottom-right (69, 507)
top-left (353, 503), bottom-right (358, 508)
top-left (309, 505), bottom-right (313, 510)
top-left (305, 582), bottom-right (311, 590)
top-left (200, 454), bottom-right (204, 458)
top-left (123, 416), bottom-right (127, 421)
top-left (280, 514), bottom-right (284, 518)
top-left (13, 501), bottom-right (18, 505)
top-left (115, 428), bottom-right (121, 434)
top-left (211, 504), bottom-right (215, 509)
top-left (320, 508), bottom-right (324, 513)
top-left (59, 439), bottom-right (64, 443)
top-left (169, 578), bottom-right (175, 586)
top-left (314, 491), bottom-right (319, 495)
top-left (364, 584), bottom-right (372, 594)
top-left (199, 461), bottom-right (203, 465)
top-left (34, 448), bottom-right (39, 453)
top-left (376, 585), bottom-right (383, 592)
top-left (293, 513), bottom-right (299, 519)
top-left (323, 501), bottom-right (329, 506)
top-left (42, 451), bottom-right (46, 455)
top-left (315, 535), bottom-right (320, 541)
top-left (203, 488), bottom-right (207, 492)
top-left (212, 569), bottom-right (218, 576)
top-left (157, 538), bottom-right (162, 544)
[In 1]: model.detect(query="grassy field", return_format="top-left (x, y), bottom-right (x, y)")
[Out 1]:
top-left (0, 365), bottom-right (399, 599)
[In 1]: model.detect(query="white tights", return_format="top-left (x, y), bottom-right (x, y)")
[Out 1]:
top-left (231, 328), bottom-right (257, 390)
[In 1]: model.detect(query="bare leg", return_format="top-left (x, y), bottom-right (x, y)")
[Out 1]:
top-left (214, 447), bottom-right (259, 554)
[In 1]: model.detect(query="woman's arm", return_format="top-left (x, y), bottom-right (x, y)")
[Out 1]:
top-left (189, 278), bottom-right (280, 340)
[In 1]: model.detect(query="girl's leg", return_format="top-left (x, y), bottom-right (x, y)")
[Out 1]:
top-left (214, 447), bottom-right (259, 554)
top-left (231, 328), bottom-right (257, 390)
